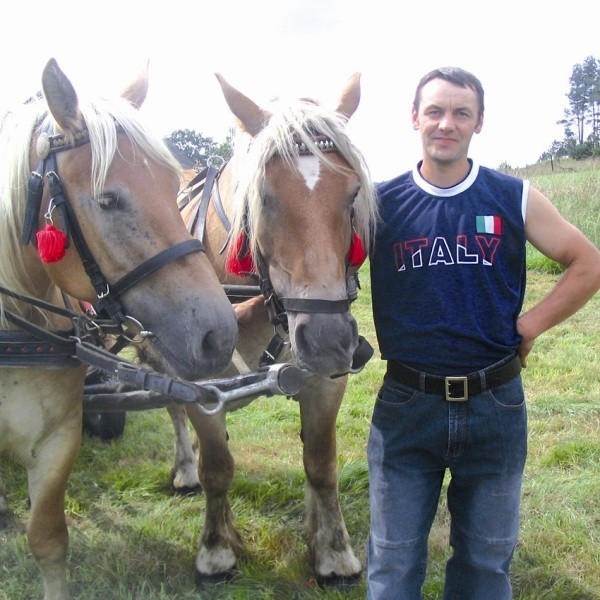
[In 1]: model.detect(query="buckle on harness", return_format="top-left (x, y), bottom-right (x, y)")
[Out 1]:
top-left (445, 376), bottom-right (468, 401)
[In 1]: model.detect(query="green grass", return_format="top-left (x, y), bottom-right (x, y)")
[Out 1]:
top-left (524, 158), bottom-right (600, 274)
top-left (1, 162), bottom-right (599, 599)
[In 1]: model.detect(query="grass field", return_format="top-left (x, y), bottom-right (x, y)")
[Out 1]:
top-left (1, 161), bottom-right (598, 599)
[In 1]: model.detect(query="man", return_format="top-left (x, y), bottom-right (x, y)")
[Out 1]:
top-left (367, 66), bottom-right (600, 599)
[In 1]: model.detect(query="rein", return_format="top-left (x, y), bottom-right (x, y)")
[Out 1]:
top-left (0, 284), bottom-right (120, 367)
top-left (0, 279), bottom-right (308, 415)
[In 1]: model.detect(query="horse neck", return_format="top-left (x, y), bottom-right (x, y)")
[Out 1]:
top-left (0, 244), bottom-right (66, 328)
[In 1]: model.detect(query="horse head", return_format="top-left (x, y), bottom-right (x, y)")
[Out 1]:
top-left (1, 58), bottom-right (238, 380)
top-left (215, 73), bottom-right (377, 378)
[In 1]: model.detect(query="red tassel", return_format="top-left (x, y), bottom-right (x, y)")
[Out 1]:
top-left (226, 232), bottom-right (255, 276)
top-left (348, 232), bottom-right (367, 267)
top-left (36, 224), bottom-right (68, 263)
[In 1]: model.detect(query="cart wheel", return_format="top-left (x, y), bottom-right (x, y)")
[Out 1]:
top-left (82, 411), bottom-right (126, 440)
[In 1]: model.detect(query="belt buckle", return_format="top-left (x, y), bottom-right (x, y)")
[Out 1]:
top-left (445, 376), bottom-right (468, 401)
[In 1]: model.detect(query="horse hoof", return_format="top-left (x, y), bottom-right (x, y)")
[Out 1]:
top-left (316, 571), bottom-right (363, 589)
top-left (173, 484), bottom-right (203, 497)
top-left (195, 569), bottom-right (236, 588)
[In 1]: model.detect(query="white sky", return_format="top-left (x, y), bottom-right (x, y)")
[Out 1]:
top-left (2, 0), bottom-right (599, 181)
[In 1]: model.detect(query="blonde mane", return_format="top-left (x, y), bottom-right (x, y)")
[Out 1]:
top-left (228, 97), bottom-right (378, 261)
top-left (0, 94), bottom-right (182, 322)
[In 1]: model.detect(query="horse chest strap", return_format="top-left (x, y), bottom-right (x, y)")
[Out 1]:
top-left (0, 331), bottom-right (79, 368)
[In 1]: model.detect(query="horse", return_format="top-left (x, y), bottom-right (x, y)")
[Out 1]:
top-left (0, 59), bottom-right (238, 600)
top-left (173, 71), bottom-right (378, 584)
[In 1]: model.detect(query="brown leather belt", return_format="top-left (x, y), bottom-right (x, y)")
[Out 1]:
top-left (385, 355), bottom-right (522, 401)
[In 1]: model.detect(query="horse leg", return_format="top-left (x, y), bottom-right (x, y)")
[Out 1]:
top-left (185, 404), bottom-right (242, 580)
top-left (166, 404), bottom-right (202, 494)
top-left (298, 376), bottom-right (362, 583)
top-left (26, 410), bottom-right (82, 600)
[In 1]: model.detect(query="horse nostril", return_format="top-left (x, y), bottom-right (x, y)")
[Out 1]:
top-left (293, 323), bottom-right (310, 358)
top-left (292, 314), bottom-right (358, 362)
top-left (201, 329), bottom-right (215, 355)
top-left (347, 313), bottom-right (359, 341)
top-left (199, 328), bottom-right (233, 369)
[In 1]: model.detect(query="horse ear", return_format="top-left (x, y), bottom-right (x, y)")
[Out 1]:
top-left (42, 58), bottom-right (84, 132)
top-left (336, 72), bottom-right (361, 120)
top-left (215, 73), bottom-right (271, 137)
top-left (121, 60), bottom-right (149, 109)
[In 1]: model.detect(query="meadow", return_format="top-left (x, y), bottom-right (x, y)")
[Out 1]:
top-left (1, 160), bottom-right (598, 599)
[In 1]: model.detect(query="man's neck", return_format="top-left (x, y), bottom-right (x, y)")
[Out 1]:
top-left (418, 158), bottom-right (472, 188)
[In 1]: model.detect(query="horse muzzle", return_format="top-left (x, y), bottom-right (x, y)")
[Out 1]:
top-left (288, 311), bottom-right (359, 378)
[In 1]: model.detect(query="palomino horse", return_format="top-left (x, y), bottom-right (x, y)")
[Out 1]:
top-left (174, 72), bottom-right (378, 584)
top-left (0, 59), bottom-right (237, 599)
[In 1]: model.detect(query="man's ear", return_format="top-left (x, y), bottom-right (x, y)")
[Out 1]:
top-left (475, 115), bottom-right (484, 134)
top-left (412, 107), bottom-right (419, 130)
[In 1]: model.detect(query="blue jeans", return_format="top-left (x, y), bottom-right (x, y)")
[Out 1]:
top-left (366, 369), bottom-right (527, 600)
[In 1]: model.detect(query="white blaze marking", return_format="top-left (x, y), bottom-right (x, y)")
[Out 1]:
top-left (297, 155), bottom-right (320, 190)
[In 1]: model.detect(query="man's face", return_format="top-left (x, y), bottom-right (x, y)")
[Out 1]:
top-left (412, 79), bottom-right (483, 165)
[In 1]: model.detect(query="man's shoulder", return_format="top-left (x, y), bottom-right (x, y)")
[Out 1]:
top-left (478, 164), bottom-right (525, 187)
top-left (375, 170), bottom-right (413, 195)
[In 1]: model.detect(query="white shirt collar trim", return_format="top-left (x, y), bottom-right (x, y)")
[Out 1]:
top-left (412, 160), bottom-right (480, 197)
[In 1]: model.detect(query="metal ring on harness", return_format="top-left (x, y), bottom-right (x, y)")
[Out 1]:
top-left (117, 316), bottom-right (155, 343)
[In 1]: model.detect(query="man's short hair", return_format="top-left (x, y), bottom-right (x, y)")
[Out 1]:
top-left (413, 67), bottom-right (485, 117)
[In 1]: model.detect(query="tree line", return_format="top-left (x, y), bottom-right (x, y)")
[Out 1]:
top-left (164, 128), bottom-right (234, 172)
top-left (541, 55), bottom-right (600, 162)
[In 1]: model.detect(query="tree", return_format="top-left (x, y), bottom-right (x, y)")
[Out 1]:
top-left (583, 56), bottom-right (600, 148)
top-left (164, 128), bottom-right (233, 169)
top-left (559, 56), bottom-right (600, 159)
top-left (566, 62), bottom-right (588, 145)
top-left (544, 55), bottom-right (600, 162)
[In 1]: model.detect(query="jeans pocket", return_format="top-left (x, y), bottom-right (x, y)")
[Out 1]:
top-left (488, 376), bottom-right (525, 408)
top-left (377, 377), bottom-right (419, 407)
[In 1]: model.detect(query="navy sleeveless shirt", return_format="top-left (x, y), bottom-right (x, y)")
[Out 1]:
top-left (370, 160), bottom-right (529, 375)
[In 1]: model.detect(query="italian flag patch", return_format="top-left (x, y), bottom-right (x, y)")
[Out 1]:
top-left (476, 215), bottom-right (502, 235)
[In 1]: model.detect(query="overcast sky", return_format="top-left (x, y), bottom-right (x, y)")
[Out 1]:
top-left (2, 0), bottom-right (599, 181)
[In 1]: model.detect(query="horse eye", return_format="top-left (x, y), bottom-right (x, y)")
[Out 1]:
top-left (97, 192), bottom-right (120, 209)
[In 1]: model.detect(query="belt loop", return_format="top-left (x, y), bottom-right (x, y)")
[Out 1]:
top-left (478, 368), bottom-right (486, 391)
top-left (419, 370), bottom-right (427, 392)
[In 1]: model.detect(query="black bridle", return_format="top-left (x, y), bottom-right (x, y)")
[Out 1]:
top-left (181, 143), bottom-right (367, 370)
top-left (182, 149), bottom-right (360, 329)
top-left (20, 123), bottom-right (204, 330)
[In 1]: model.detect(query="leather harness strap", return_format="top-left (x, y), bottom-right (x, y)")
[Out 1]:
top-left (2, 119), bottom-right (206, 368)
top-left (179, 151), bottom-right (371, 371)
